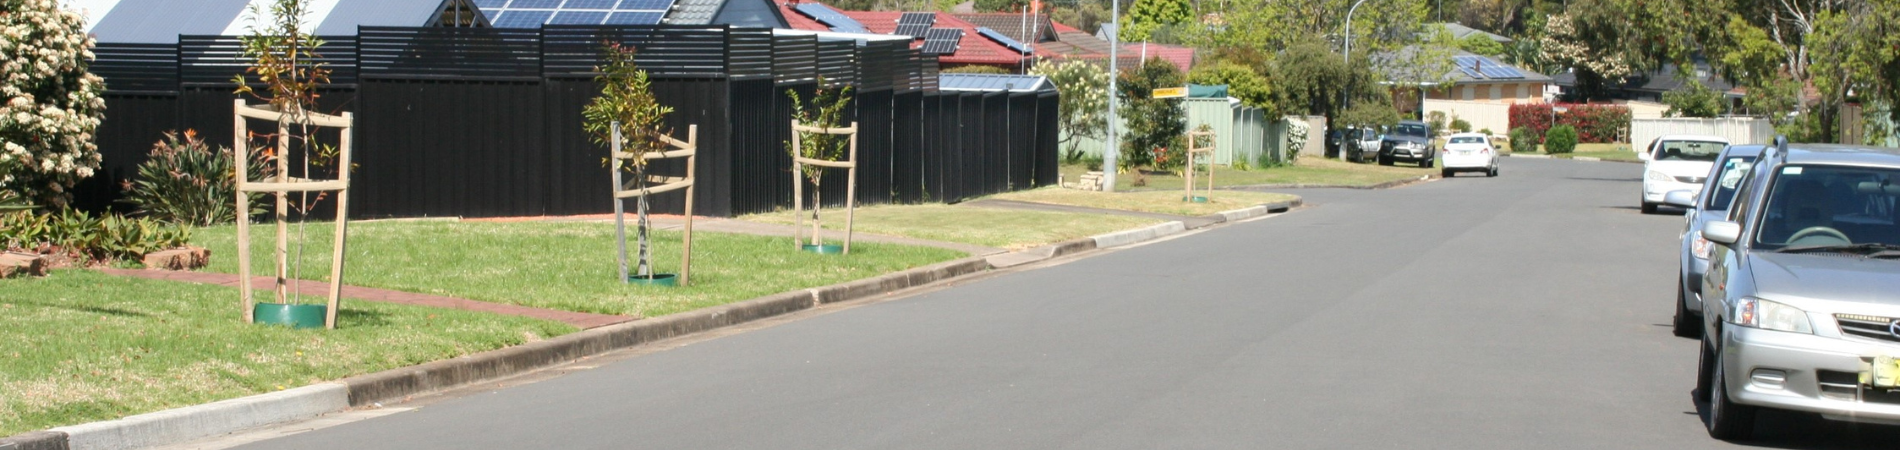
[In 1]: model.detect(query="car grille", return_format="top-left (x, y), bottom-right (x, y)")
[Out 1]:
top-left (1673, 175), bottom-right (1706, 184)
top-left (1836, 314), bottom-right (1900, 343)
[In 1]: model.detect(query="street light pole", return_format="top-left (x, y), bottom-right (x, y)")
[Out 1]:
top-left (1339, 0), bottom-right (1371, 160)
top-left (1103, 0), bottom-right (1120, 192)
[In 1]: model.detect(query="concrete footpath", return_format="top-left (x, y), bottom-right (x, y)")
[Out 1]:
top-left (2, 198), bottom-right (1300, 450)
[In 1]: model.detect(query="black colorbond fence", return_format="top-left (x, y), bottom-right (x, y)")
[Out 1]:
top-left (77, 26), bottom-right (1059, 218)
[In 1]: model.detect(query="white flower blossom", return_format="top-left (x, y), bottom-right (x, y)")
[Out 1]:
top-left (0, 0), bottom-right (105, 203)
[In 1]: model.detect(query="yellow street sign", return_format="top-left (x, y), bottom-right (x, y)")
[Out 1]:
top-left (1152, 87), bottom-right (1187, 99)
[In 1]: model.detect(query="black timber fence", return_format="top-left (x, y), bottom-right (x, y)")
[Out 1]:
top-left (76, 25), bottom-right (1059, 219)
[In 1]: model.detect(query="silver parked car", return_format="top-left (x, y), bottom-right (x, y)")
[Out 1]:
top-left (1665, 144), bottom-right (1765, 338)
top-left (1696, 139), bottom-right (1900, 440)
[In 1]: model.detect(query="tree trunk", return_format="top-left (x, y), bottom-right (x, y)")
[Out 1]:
top-left (810, 177), bottom-right (823, 247)
top-left (635, 165), bottom-right (652, 278)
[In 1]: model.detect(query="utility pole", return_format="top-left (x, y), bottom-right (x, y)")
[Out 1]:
top-left (1103, 0), bottom-right (1120, 192)
top-left (1339, 0), bottom-right (1371, 160)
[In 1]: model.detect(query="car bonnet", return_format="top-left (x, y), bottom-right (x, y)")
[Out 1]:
top-left (1748, 252), bottom-right (1900, 306)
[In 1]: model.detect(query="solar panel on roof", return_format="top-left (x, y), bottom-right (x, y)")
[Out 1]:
top-left (550, 11), bottom-right (608, 24)
top-left (975, 27), bottom-right (1032, 54)
top-left (894, 12), bottom-right (936, 38)
top-left (920, 28), bottom-right (962, 55)
top-left (494, 10), bottom-right (555, 27)
top-left (474, 0), bottom-right (509, 8)
top-left (794, 3), bottom-right (869, 33)
top-left (482, 0), bottom-right (677, 27)
top-left (604, 11), bottom-right (664, 24)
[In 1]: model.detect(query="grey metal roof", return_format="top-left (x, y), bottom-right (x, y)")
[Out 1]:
top-left (85, 0), bottom-right (466, 43)
top-left (709, 0), bottom-right (786, 28)
top-left (88, 0), bottom-right (251, 43)
top-left (315, 0), bottom-right (460, 35)
top-left (937, 73), bottom-right (1050, 92)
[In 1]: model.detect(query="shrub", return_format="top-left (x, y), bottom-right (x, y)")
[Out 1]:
top-left (1426, 111), bottom-right (1447, 136)
top-left (1508, 103), bottom-right (1553, 136)
top-left (1555, 103), bottom-right (1630, 143)
top-left (121, 130), bottom-right (269, 226)
top-left (1544, 125), bottom-right (1579, 154)
top-left (1508, 126), bottom-right (1542, 153)
top-left (1, 0), bottom-right (109, 207)
top-left (1479, 128), bottom-right (1493, 136)
top-left (1, 209), bottom-right (189, 263)
top-left (1451, 118), bottom-right (1472, 133)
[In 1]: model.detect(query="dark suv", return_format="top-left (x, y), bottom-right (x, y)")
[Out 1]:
top-left (1378, 120), bottom-right (1435, 168)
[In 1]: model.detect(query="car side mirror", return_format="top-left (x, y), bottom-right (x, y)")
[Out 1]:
top-left (1638, 149), bottom-right (1653, 161)
top-left (1662, 190), bottom-right (1697, 208)
top-left (1703, 221), bottom-right (1741, 245)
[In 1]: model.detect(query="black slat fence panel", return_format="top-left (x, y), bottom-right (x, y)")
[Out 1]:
top-left (773, 34), bottom-right (816, 86)
top-left (358, 27), bottom-right (540, 80)
top-left (1035, 91), bottom-right (1060, 186)
top-left (889, 91), bottom-right (923, 203)
top-left (853, 89), bottom-right (893, 205)
top-left (726, 78), bottom-right (784, 215)
top-left (541, 25), bottom-right (728, 78)
top-left (92, 43), bottom-right (178, 94)
top-left (727, 27), bottom-right (773, 80)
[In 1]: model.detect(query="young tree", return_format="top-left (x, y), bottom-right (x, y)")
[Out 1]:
top-left (1029, 59), bottom-right (1109, 162)
top-left (1662, 81), bottom-right (1726, 118)
top-left (1117, 58), bottom-right (1186, 170)
top-left (1121, 0), bottom-right (1192, 43)
top-left (786, 81), bottom-right (853, 247)
top-left (584, 42), bottom-right (674, 278)
top-left (0, 0), bottom-right (107, 207)
top-left (1188, 60), bottom-right (1274, 112)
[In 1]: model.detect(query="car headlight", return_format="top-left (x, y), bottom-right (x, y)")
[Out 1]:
top-left (1732, 297), bottom-right (1812, 334)
top-left (1646, 170), bottom-right (1673, 182)
top-left (1692, 236), bottom-right (1713, 259)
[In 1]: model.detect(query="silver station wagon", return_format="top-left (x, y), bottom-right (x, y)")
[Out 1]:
top-left (1696, 139), bottom-right (1900, 440)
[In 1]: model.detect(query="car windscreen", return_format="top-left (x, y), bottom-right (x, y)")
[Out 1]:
top-left (1392, 124), bottom-right (1429, 137)
top-left (1447, 136), bottom-right (1485, 144)
top-left (1704, 156), bottom-right (1757, 210)
top-left (1654, 141), bottom-right (1725, 162)
top-left (1752, 165), bottom-right (1900, 249)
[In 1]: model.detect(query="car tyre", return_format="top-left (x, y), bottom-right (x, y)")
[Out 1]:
top-left (1695, 334), bottom-right (1715, 403)
top-left (1641, 201), bottom-right (1658, 214)
top-left (1379, 155), bottom-right (1392, 166)
top-left (1440, 168), bottom-right (1452, 178)
top-left (1487, 166), bottom-right (1498, 177)
top-left (1418, 157), bottom-right (1432, 168)
top-left (1673, 280), bottom-right (1701, 339)
top-left (1705, 334), bottom-right (1758, 441)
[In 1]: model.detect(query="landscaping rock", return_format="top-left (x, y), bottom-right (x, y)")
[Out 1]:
top-left (1074, 171), bottom-right (1104, 191)
top-left (0, 252), bottom-right (47, 278)
top-left (143, 247), bottom-right (210, 270)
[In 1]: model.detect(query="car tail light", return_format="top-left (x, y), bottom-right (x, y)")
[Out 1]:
top-left (1480, 147), bottom-right (1491, 154)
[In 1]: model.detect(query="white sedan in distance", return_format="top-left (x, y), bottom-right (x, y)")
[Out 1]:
top-left (1440, 133), bottom-right (1499, 178)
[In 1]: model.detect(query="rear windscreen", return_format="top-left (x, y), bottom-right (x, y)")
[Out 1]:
top-left (1654, 141), bottom-right (1725, 162)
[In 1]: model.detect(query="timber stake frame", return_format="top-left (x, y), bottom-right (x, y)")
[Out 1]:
top-left (790, 119), bottom-right (859, 254)
top-left (1185, 129), bottom-right (1216, 202)
top-left (612, 122), bottom-right (699, 285)
top-left (232, 99), bottom-right (353, 329)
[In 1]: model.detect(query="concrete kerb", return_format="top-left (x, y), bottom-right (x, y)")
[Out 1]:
top-left (0, 431), bottom-right (70, 450)
top-left (5, 199), bottom-right (1306, 450)
top-left (49, 384), bottom-right (348, 450)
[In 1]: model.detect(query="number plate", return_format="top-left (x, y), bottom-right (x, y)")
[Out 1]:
top-left (1864, 355), bottom-right (1900, 388)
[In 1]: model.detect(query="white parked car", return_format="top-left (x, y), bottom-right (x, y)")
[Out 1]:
top-left (1640, 135), bottom-right (1731, 213)
top-left (1439, 133), bottom-right (1498, 177)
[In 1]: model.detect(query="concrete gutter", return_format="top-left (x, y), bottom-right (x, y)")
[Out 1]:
top-left (6, 198), bottom-right (1305, 450)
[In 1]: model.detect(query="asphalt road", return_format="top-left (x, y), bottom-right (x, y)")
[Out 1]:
top-left (237, 157), bottom-right (1900, 449)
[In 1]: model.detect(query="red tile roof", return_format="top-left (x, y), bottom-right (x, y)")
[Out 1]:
top-left (774, 1), bottom-right (1031, 66)
top-left (1122, 42), bottom-right (1193, 74)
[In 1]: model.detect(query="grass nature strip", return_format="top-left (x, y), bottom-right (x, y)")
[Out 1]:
top-left (984, 188), bottom-right (1299, 217)
top-left (741, 204), bottom-right (1159, 251)
top-left (1061, 157), bottom-right (1431, 192)
top-left (192, 220), bottom-right (968, 317)
top-left (0, 270), bottom-right (575, 436)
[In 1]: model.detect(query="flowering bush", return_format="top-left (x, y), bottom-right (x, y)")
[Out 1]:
top-left (1555, 103), bottom-right (1630, 143)
top-left (0, 0), bottom-right (108, 207)
top-left (1508, 103), bottom-right (1553, 137)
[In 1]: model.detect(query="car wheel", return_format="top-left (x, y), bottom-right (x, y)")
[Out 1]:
top-left (1705, 333), bottom-right (1758, 441)
top-left (1378, 155), bottom-right (1392, 166)
top-left (1673, 279), bottom-right (1701, 339)
top-left (1440, 168), bottom-right (1452, 178)
top-left (1487, 166), bottom-right (1498, 177)
top-left (1418, 157), bottom-right (1432, 168)
top-left (1641, 201), bottom-right (1658, 214)
top-left (1695, 334), bottom-right (1715, 403)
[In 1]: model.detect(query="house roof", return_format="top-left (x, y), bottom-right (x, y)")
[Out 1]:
top-left (951, 13), bottom-right (1057, 43)
top-left (1432, 22), bottom-right (1511, 43)
top-left (773, 1), bottom-right (1031, 66)
top-left (1550, 62), bottom-right (1742, 97)
top-left (80, 0), bottom-right (476, 43)
top-left (938, 73), bottom-right (1052, 92)
top-left (1121, 42), bottom-right (1193, 74)
top-left (1375, 48), bottom-right (1550, 85)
